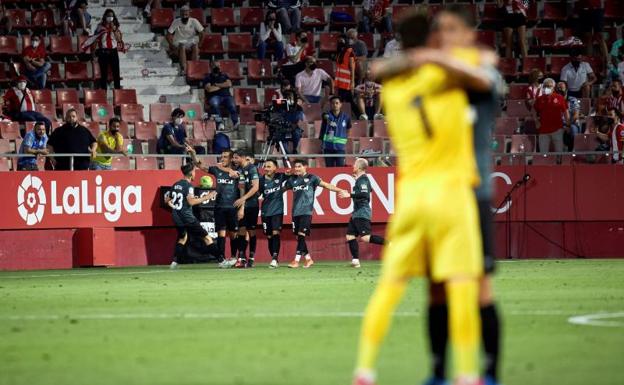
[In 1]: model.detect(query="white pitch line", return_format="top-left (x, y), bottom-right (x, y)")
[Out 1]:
top-left (0, 270), bottom-right (176, 279)
top-left (568, 312), bottom-right (624, 328)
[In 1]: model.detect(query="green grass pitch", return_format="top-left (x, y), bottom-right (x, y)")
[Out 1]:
top-left (1, 260), bottom-right (623, 385)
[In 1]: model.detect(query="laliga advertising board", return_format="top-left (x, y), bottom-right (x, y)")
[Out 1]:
top-left (0, 169), bottom-right (396, 230)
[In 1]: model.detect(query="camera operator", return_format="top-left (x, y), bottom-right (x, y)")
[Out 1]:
top-left (266, 90), bottom-right (305, 154)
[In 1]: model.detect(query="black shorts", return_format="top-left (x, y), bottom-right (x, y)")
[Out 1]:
top-left (292, 215), bottom-right (312, 236)
top-left (176, 221), bottom-right (209, 241)
top-left (498, 8), bottom-right (526, 29)
top-left (262, 215), bottom-right (283, 235)
top-left (478, 199), bottom-right (495, 274)
top-left (578, 9), bottom-right (604, 33)
top-left (215, 207), bottom-right (239, 232)
top-left (239, 206), bottom-right (259, 230)
top-left (347, 217), bottom-right (372, 236)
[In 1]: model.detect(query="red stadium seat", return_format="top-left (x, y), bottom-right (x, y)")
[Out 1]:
top-left (234, 88), bottom-right (260, 107)
top-left (150, 103), bottom-right (173, 124)
top-left (255, 122), bottom-right (268, 142)
top-left (506, 100), bottom-right (532, 118)
top-left (65, 62), bottom-right (90, 83)
top-left (92, 61), bottom-right (116, 83)
top-left (542, 3), bottom-right (566, 25)
top-left (63, 103), bottom-right (86, 121)
top-left (6, 9), bottom-right (29, 30)
top-left (45, 63), bottom-right (64, 84)
top-left (372, 120), bottom-right (388, 138)
top-left (480, 3), bottom-right (499, 25)
top-left (494, 117), bottom-right (520, 136)
top-left (56, 89), bottom-right (80, 108)
top-left (111, 156), bottom-right (131, 170)
top-left (135, 156), bottom-right (159, 170)
top-left (549, 56), bottom-right (568, 76)
top-left (264, 88), bottom-right (279, 105)
top-left (392, 5), bottom-right (411, 25)
top-left (32, 89), bottom-right (53, 104)
top-left (120, 104), bottom-right (145, 123)
top-left (227, 33), bottom-right (254, 55)
top-left (163, 157), bottom-right (183, 170)
top-left (0, 122), bottom-right (21, 139)
top-left (532, 28), bottom-right (556, 49)
top-left (84, 89), bottom-right (108, 107)
top-left (114, 89), bottom-right (138, 106)
top-left (476, 30), bottom-right (496, 48)
top-left (573, 133), bottom-right (600, 152)
top-left (0, 138), bottom-right (10, 171)
top-left (77, 35), bottom-right (94, 55)
top-left (498, 58), bottom-right (518, 77)
top-left (302, 103), bottom-right (322, 123)
top-left (240, 8), bottom-right (264, 30)
top-left (49, 36), bottom-right (76, 57)
top-left (349, 120), bottom-right (369, 138)
top-left (319, 32), bottom-right (341, 55)
top-left (358, 33), bottom-right (375, 55)
top-left (585, 56), bottom-right (604, 77)
top-left (507, 84), bottom-right (528, 100)
top-left (134, 121), bottom-right (157, 140)
top-left (82, 121), bottom-right (101, 138)
top-left (491, 135), bottom-right (507, 154)
top-left (604, 0), bottom-right (624, 23)
top-left (199, 34), bottom-right (225, 56)
top-left (330, 6), bottom-right (356, 30)
top-left (522, 57), bottom-right (546, 75)
top-left (316, 59), bottom-right (335, 78)
top-left (359, 137), bottom-right (384, 153)
top-left (189, 8), bottom-right (206, 26)
top-left (151, 8), bottom-right (174, 29)
top-left (192, 120), bottom-right (216, 141)
top-left (510, 135), bottom-right (535, 153)
top-left (299, 138), bottom-right (322, 154)
top-left (239, 106), bottom-right (256, 124)
top-left (32, 9), bottom-right (56, 31)
top-left (186, 60), bottom-right (212, 82)
top-left (90, 103), bottom-right (114, 124)
top-left (0, 36), bottom-right (19, 56)
top-left (117, 121), bottom-right (130, 139)
top-left (179, 103), bottom-right (203, 121)
top-left (532, 153), bottom-right (559, 165)
top-left (218, 60), bottom-right (243, 81)
top-left (0, 63), bottom-right (9, 86)
top-left (301, 7), bottom-right (327, 29)
top-left (212, 8), bottom-right (237, 30)
top-left (247, 59), bottom-right (273, 82)
top-left (36, 103), bottom-right (57, 121)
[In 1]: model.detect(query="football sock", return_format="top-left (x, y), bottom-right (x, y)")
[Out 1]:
top-left (481, 303), bottom-right (501, 381)
top-left (173, 243), bottom-right (185, 263)
top-left (237, 236), bottom-right (248, 260)
top-left (217, 236), bottom-right (225, 259)
top-left (369, 235), bottom-right (385, 245)
top-left (427, 304), bottom-right (448, 379)
top-left (348, 239), bottom-right (359, 259)
top-left (272, 234), bottom-right (281, 260)
top-left (446, 279), bottom-right (480, 380)
top-left (356, 278), bottom-right (408, 371)
top-left (296, 235), bottom-right (306, 258)
top-left (249, 235), bottom-right (257, 255)
top-left (230, 237), bottom-right (239, 259)
top-left (267, 236), bottom-right (274, 256)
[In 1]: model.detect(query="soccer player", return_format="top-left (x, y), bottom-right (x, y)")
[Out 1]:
top-left (190, 148), bottom-right (242, 267)
top-left (233, 149), bottom-right (260, 268)
top-left (284, 158), bottom-right (349, 268)
top-left (166, 163), bottom-right (218, 269)
top-left (259, 159), bottom-right (288, 268)
top-left (338, 158), bottom-right (385, 268)
top-left (353, 10), bottom-right (485, 385)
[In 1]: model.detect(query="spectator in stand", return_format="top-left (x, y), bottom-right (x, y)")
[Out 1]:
top-left (22, 35), bottom-right (51, 90)
top-left (63, 0), bottom-right (92, 36)
top-left (609, 37), bottom-right (623, 80)
top-left (598, 108), bottom-right (624, 163)
top-left (268, 0), bottom-right (301, 34)
top-left (534, 78), bottom-right (570, 153)
top-left (355, 70), bottom-right (382, 121)
top-left (280, 90), bottom-right (305, 153)
top-left (606, 79), bottom-right (624, 114)
top-left (555, 81), bottom-right (582, 137)
top-left (525, 68), bottom-right (543, 111)
top-left (497, 0), bottom-right (528, 58)
top-left (142, 0), bottom-right (161, 17)
top-left (560, 51), bottom-right (597, 98)
top-left (17, 122), bottom-right (48, 171)
top-left (295, 56), bottom-right (334, 104)
top-left (3, 76), bottom-right (52, 135)
top-left (320, 95), bottom-right (351, 167)
top-left (335, 35), bottom-right (356, 113)
top-left (281, 31), bottom-right (311, 85)
top-left (257, 11), bottom-right (284, 60)
top-left (157, 108), bottom-right (190, 154)
top-left (91, 117), bottom-right (127, 170)
top-left (382, 31), bottom-right (401, 58)
top-left (95, 9), bottom-right (123, 90)
top-left (203, 62), bottom-right (238, 130)
top-left (166, 5), bottom-right (205, 74)
top-left (347, 29), bottom-right (368, 85)
top-left (360, 0), bottom-right (392, 34)
top-left (0, 3), bottom-right (14, 35)
top-left (575, 0), bottom-right (608, 65)
top-left (47, 109), bottom-right (97, 171)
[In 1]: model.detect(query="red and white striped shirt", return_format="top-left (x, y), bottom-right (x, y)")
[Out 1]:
top-left (4, 87), bottom-right (35, 113)
top-left (97, 25), bottom-right (119, 49)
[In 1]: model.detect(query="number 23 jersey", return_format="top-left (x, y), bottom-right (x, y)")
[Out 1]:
top-left (170, 179), bottom-right (198, 225)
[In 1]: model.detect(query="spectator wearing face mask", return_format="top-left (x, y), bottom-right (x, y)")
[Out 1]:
top-left (335, 35), bottom-right (356, 113)
top-left (319, 95), bottom-right (351, 167)
top-left (598, 108), bottom-right (624, 163)
top-left (267, 0), bottom-right (301, 34)
top-left (22, 35), bottom-right (51, 90)
top-left (346, 29), bottom-right (368, 85)
top-left (94, 9), bottom-right (124, 90)
top-left (606, 80), bottom-right (624, 114)
top-left (203, 62), bottom-right (238, 131)
top-left (533, 78), bottom-right (570, 153)
top-left (91, 117), bottom-right (127, 170)
top-left (63, 0), bottom-right (92, 36)
top-left (355, 70), bottom-right (383, 121)
top-left (360, 0), bottom-right (392, 34)
top-left (166, 5), bottom-right (205, 73)
top-left (17, 122), bottom-right (48, 171)
top-left (2, 76), bottom-right (52, 135)
top-left (281, 31), bottom-right (311, 85)
top-left (258, 11), bottom-right (284, 60)
top-left (382, 31), bottom-right (401, 58)
top-left (47, 109), bottom-right (97, 171)
top-left (158, 108), bottom-right (190, 154)
top-left (295, 57), bottom-right (333, 104)
top-left (555, 81), bottom-right (582, 137)
top-left (0, 2), bottom-right (13, 35)
top-left (560, 51), bottom-right (597, 98)
top-left (525, 68), bottom-right (543, 111)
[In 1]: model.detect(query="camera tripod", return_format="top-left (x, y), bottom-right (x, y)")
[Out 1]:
top-left (260, 136), bottom-right (292, 169)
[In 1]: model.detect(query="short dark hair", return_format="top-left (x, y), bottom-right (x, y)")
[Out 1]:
top-left (264, 159), bottom-right (278, 167)
top-left (171, 108), bottom-right (185, 118)
top-left (437, 4), bottom-right (476, 28)
top-left (108, 117), bottom-right (121, 127)
top-left (293, 158), bottom-right (308, 167)
top-left (181, 163), bottom-right (194, 176)
top-left (329, 95), bottom-right (342, 103)
top-left (397, 10), bottom-right (430, 49)
top-left (233, 149), bottom-right (252, 157)
top-left (221, 149), bottom-right (234, 158)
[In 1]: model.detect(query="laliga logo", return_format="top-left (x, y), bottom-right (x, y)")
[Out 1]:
top-left (16, 174), bottom-right (142, 226)
top-left (17, 174), bottom-right (46, 225)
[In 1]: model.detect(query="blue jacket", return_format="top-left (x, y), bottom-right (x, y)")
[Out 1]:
top-left (319, 111), bottom-right (351, 151)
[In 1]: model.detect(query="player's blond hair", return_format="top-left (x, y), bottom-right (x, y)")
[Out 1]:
top-left (355, 158), bottom-right (368, 171)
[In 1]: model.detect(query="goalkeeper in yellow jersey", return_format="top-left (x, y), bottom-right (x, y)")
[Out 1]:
top-left (351, 7), bottom-right (498, 385)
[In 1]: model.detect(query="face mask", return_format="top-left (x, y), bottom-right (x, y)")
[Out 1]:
top-left (17, 82), bottom-right (26, 91)
top-left (174, 118), bottom-right (183, 126)
top-left (307, 63), bottom-right (316, 70)
top-left (106, 16), bottom-right (114, 23)
top-left (31, 40), bottom-right (40, 48)
top-left (543, 87), bottom-right (553, 95)
top-left (212, 67), bottom-right (221, 74)
top-left (300, 37), bottom-right (308, 44)
top-left (348, 39), bottom-right (355, 45)
top-left (537, 77), bottom-right (544, 83)
top-left (181, 17), bottom-right (189, 24)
